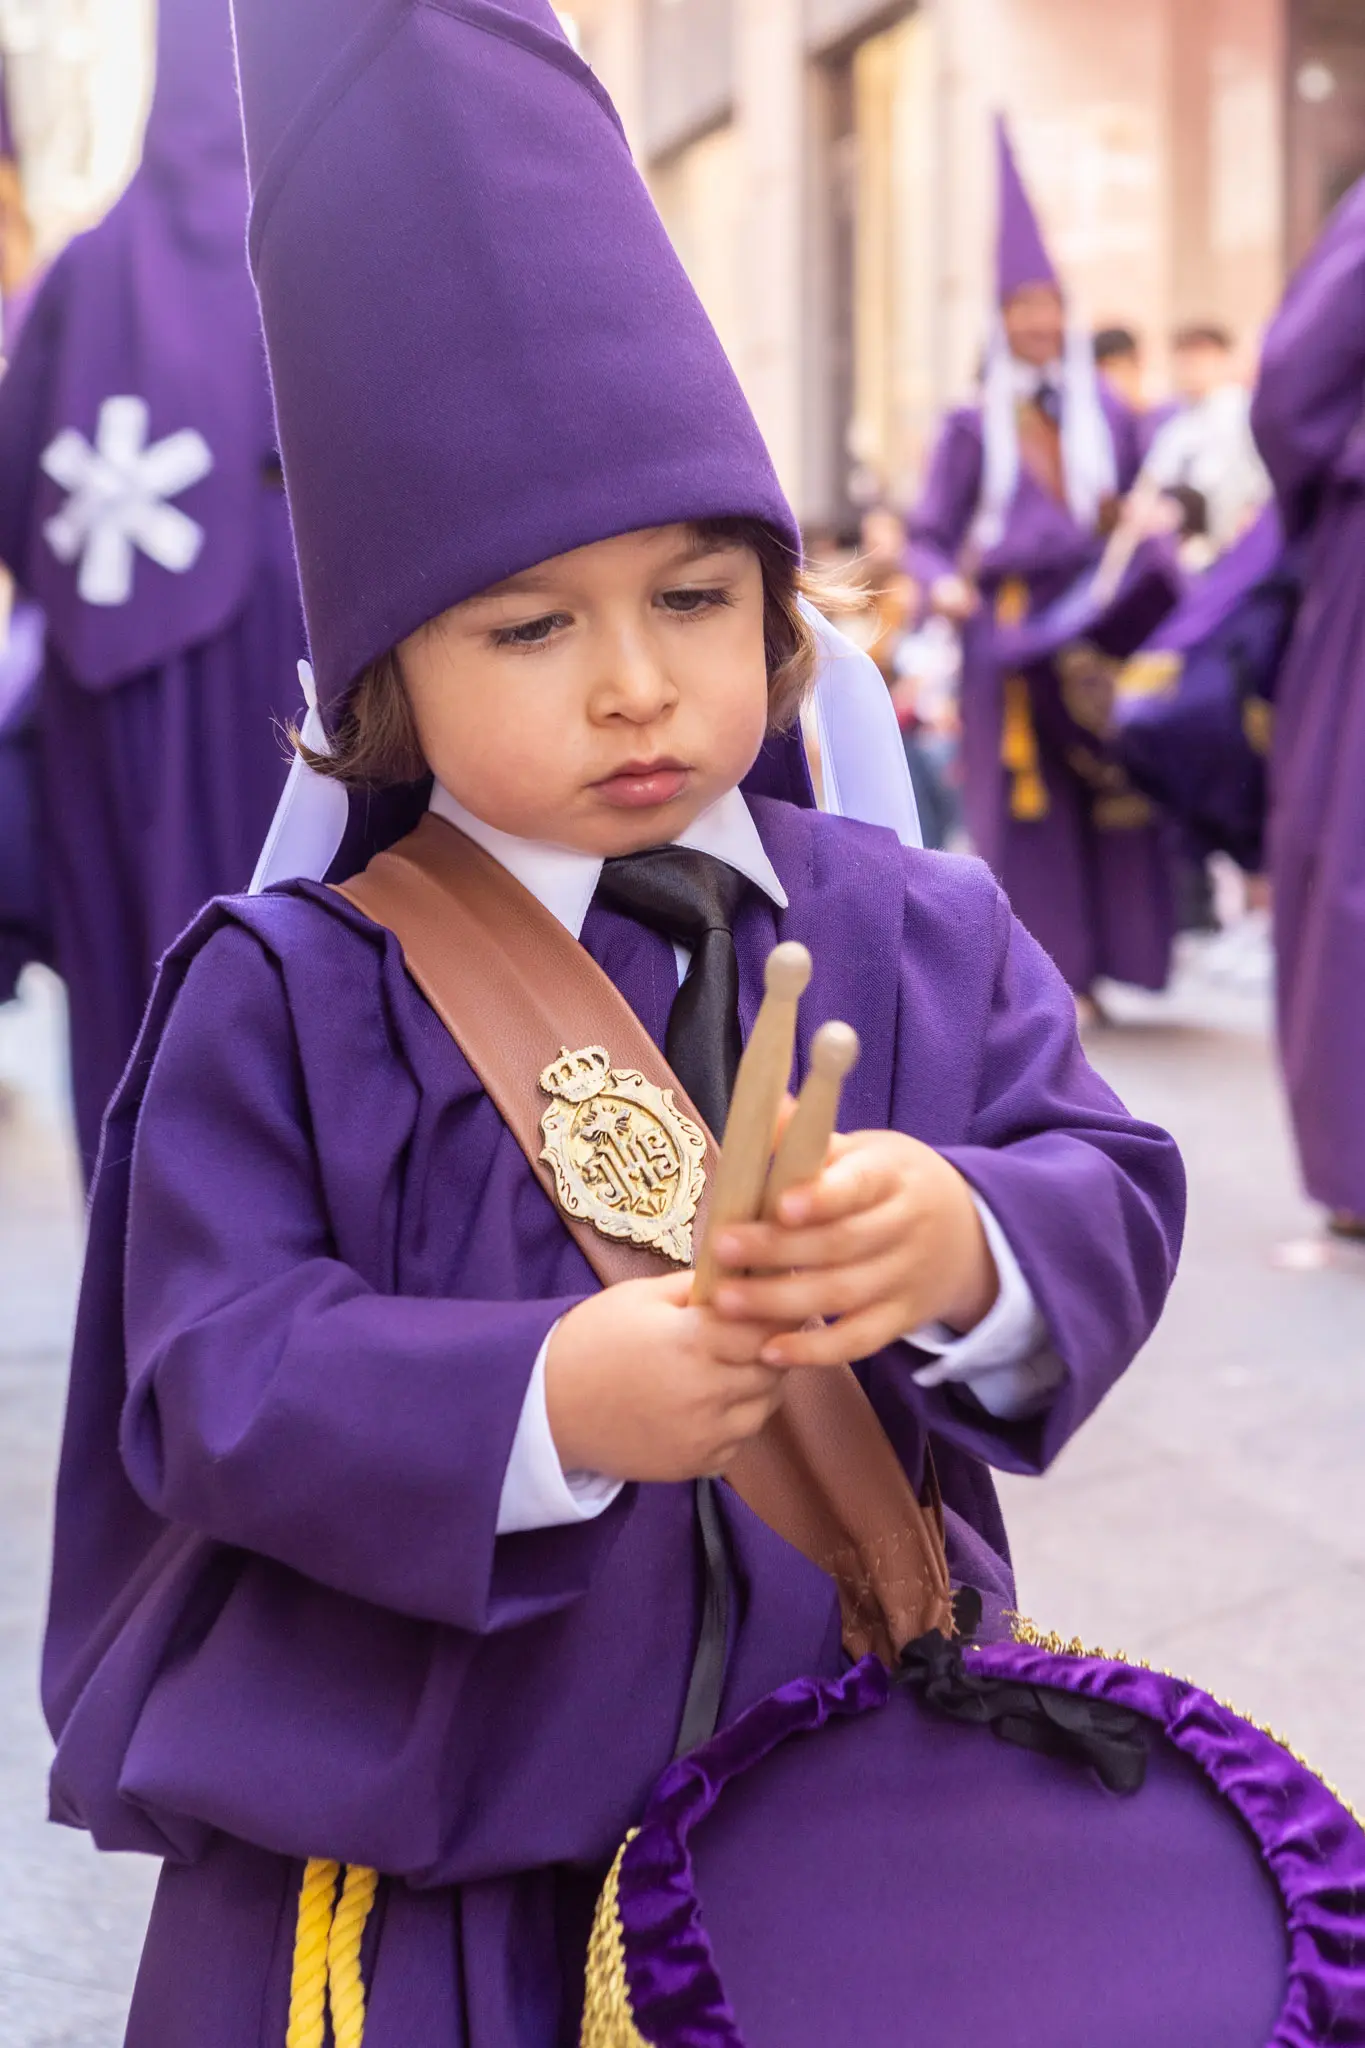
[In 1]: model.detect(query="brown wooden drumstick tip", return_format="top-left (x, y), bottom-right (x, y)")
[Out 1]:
top-left (809, 1019), bottom-right (860, 1079)
top-left (761, 941), bottom-right (813, 1003)
top-left (763, 1020), bottom-right (860, 1216)
top-left (690, 940), bottom-right (812, 1303)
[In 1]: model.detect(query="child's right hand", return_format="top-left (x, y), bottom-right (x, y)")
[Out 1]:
top-left (543, 1273), bottom-right (788, 1484)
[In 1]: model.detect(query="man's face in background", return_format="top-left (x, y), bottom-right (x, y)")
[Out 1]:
top-left (1003, 282), bottom-right (1065, 369)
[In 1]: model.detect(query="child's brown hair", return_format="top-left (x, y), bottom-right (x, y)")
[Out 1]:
top-left (299, 518), bottom-right (828, 789)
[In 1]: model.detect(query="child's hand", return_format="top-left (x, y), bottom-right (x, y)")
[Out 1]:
top-left (709, 1131), bottom-right (999, 1368)
top-left (544, 1273), bottom-right (788, 1483)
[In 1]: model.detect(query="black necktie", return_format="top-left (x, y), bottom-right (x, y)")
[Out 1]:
top-left (594, 844), bottom-right (753, 1755)
top-left (595, 846), bottom-right (752, 1140)
top-left (1035, 378), bottom-right (1062, 426)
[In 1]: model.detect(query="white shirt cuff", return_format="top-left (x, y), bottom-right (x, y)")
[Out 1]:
top-left (495, 1324), bottom-right (624, 1535)
top-left (907, 1196), bottom-right (1065, 1421)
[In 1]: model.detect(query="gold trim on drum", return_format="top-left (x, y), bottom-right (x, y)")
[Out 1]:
top-left (1004, 1615), bottom-right (1359, 1823)
top-left (580, 1832), bottom-right (648, 2048)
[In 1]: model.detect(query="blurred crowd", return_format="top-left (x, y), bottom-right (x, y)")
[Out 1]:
top-left (0, 46), bottom-right (1362, 1250)
top-left (832, 308), bottom-right (1272, 868)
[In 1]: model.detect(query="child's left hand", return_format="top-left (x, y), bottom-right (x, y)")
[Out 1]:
top-left (710, 1129), bottom-right (999, 1369)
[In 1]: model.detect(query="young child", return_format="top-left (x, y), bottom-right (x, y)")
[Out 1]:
top-left (43, 5), bottom-right (1184, 2044)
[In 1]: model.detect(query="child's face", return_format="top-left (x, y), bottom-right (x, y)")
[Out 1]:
top-left (400, 524), bottom-right (771, 855)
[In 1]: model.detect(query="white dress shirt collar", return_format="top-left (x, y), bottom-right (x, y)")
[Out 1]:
top-left (428, 781), bottom-right (788, 937)
top-left (1008, 355), bottom-right (1064, 402)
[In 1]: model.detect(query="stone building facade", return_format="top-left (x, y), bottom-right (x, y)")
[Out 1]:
top-left (7, 0), bottom-right (1362, 530)
top-left (0, 0), bottom-right (151, 268)
top-left (570, 0), bottom-right (1362, 532)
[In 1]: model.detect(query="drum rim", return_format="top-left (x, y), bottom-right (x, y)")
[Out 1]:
top-left (582, 1639), bottom-right (1365, 2048)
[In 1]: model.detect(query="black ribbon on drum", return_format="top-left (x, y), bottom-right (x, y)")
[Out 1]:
top-left (898, 1629), bottom-right (1150, 1795)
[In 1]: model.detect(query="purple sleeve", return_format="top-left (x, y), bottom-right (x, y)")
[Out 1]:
top-left (120, 923), bottom-right (602, 1633)
top-left (881, 887), bottom-right (1184, 1476)
top-left (906, 409), bottom-right (983, 588)
top-left (1251, 181), bottom-right (1365, 534)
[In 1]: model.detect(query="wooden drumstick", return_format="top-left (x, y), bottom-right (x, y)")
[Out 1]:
top-left (691, 941), bottom-right (812, 1305)
top-left (762, 1021), bottom-right (859, 1219)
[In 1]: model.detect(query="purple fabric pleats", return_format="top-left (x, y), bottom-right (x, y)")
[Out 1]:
top-left (615, 1646), bottom-right (1365, 2048)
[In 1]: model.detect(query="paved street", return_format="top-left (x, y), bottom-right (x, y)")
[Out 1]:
top-left (0, 931), bottom-right (1361, 2042)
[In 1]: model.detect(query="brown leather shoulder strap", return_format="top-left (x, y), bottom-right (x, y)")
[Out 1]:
top-left (336, 812), bottom-right (711, 1287)
top-left (334, 812), bottom-right (953, 1659)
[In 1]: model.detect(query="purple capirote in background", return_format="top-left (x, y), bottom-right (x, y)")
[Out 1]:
top-left (0, 0), bottom-right (304, 1179)
top-left (995, 111), bottom-right (1058, 301)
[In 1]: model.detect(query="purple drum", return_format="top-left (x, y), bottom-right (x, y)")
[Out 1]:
top-left (583, 1634), bottom-right (1365, 2048)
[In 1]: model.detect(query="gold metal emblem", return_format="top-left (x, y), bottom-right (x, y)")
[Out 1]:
top-left (538, 1046), bottom-right (707, 1265)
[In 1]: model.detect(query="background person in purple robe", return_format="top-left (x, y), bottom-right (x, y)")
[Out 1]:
top-left (0, 57), bottom-right (52, 1008)
top-left (909, 116), bottom-right (1176, 1016)
top-left (41, 8), bottom-right (1183, 2043)
top-left (0, 0), bottom-right (304, 1181)
top-left (0, 599), bottom-right (49, 1006)
top-left (1251, 176), bottom-right (1365, 1239)
top-left (1113, 504), bottom-right (1296, 880)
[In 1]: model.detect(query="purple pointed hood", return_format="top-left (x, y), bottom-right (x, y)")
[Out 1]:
top-left (995, 113), bottom-right (1058, 304)
top-left (142, 0), bottom-right (251, 241)
top-left (0, 0), bottom-right (276, 691)
top-left (231, 0), bottom-right (799, 714)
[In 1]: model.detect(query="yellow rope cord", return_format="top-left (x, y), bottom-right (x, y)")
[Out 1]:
top-left (327, 1863), bottom-right (380, 2048)
top-left (286, 1858), bottom-right (380, 2048)
top-left (286, 1859), bottom-right (339, 2048)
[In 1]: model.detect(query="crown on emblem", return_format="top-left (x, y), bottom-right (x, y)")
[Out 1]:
top-left (539, 1044), bottom-right (613, 1103)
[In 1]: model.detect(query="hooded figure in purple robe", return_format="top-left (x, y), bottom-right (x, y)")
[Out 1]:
top-left (41, 10), bottom-right (1184, 2044)
top-left (0, 599), bottom-right (49, 1001)
top-left (1251, 176), bottom-right (1365, 1233)
top-left (908, 116), bottom-right (1178, 1001)
top-left (0, 0), bottom-right (303, 1178)
top-left (0, 61), bottom-right (52, 1000)
top-left (1113, 505), bottom-right (1299, 876)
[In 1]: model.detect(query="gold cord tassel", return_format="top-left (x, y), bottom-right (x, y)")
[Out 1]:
top-left (1001, 673), bottom-right (1049, 821)
top-left (992, 578), bottom-right (1048, 823)
top-left (287, 1858), bottom-right (379, 2048)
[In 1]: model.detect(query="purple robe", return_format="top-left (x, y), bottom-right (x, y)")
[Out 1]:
top-left (0, 599), bottom-right (49, 1000)
top-left (0, 0), bottom-right (303, 1176)
top-left (1114, 508), bottom-right (1297, 875)
top-left (1251, 178), bottom-right (1365, 1219)
top-left (909, 399), bottom-right (1178, 994)
top-left (43, 797), bottom-right (1183, 2046)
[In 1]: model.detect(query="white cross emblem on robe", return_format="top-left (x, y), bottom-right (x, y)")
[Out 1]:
top-left (40, 395), bottom-right (214, 606)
